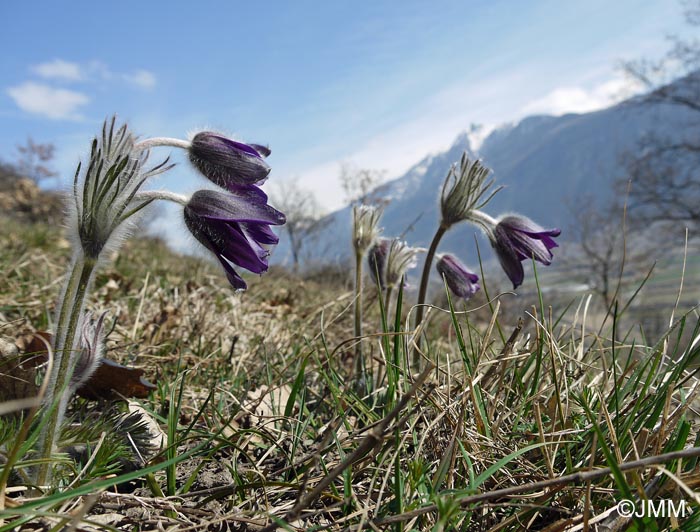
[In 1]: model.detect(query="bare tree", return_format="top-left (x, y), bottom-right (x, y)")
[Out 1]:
top-left (621, 0), bottom-right (700, 231)
top-left (339, 161), bottom-right (386, 206)
top-left (269, 179), bottom-right (324, 272)
top-left (16, 138), bottom-right (58, 183)
top-left (567, 195), bottom-right (660, 310)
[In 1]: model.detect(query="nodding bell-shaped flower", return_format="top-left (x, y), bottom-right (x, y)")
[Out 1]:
top-left (436, 254), bottom-right (480, 300)
top-left (352, 204), bottom-right (382, 255)
top-left (184, 188), bottom-right (285, 291)
top-left (490, 215), bottom-right (561, 289)
top-left (70, 312), bottom-right (107, 391)
top-left (189, 132), bottom-right (271, 192)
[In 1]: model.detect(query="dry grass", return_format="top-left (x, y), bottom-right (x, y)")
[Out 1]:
top-left (1, 215), bottom-right (700, 531)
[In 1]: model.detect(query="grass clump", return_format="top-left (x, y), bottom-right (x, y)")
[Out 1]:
top-left (1, 129), bottom-right (698, 531)
top-left (1, 212), bottom-right (699, 531)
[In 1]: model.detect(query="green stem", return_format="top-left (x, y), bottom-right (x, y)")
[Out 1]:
top-left (412, 224), bottom-right (448, 367)
top-left (354, 250), bottom-right (364, 377)
top-left (384, 286), bottom-right (394, 324)
top-left (52, 258), bottom-right (83, 354)
top-left (35, 254), bottom-right (96, 487)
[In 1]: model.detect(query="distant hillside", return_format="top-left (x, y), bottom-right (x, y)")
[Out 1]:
top-left (274, 84), bottom-right (694, 279)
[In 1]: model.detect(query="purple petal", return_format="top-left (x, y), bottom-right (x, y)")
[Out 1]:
top-left (436, 254), bottom-right (480, 299)
top-left (240, 222), bottom-right (279, 245)
top-left (185, 210), bottom-right (255, 288)
top-left (249, 144), bottom-right (271, 158)
top-left (538, 234), bottom-right (559, 250)
top-left (499, 215), bottom-right (543, 233)
top-left (509, 232), bottom-right (554, 264)
top-left (518, 227), bottom-right (561, 251)
top-left (223, 182), bottom-right (270, 202)
top-left (216, 255), bottom-right (248, 290)
top-left (213, 221), bottom-right (270, 274)
top-left (214, 136), bottom-right (265, 158)
top-left (187, 189), bottom-right (286, 225)
top-left (189, 132), bottom-right (271, 189)
top-left (184, 183), bottom-right (286, 290)
top-left (498, 215), bottom-right (560, 264)
top-left (492, 226), bottom-right (525, 288)
top-left (498, 251), bottom-right (525, 289)
top-left (502, 217), bottom-right (559, 245)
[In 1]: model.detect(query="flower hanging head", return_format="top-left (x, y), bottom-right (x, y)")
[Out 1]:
top-left (184, 189), bottom-right (285, 290)
top-left (436, 254), bottom-right (480, 300)
top-left (188, 132), bottom-right (271, 192)
top-left (489, 214), bottom-right (561, 288)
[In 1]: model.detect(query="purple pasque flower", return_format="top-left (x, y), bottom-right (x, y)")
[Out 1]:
top-left (189, 132), bottom-right (271, 192)
top-left (184, 188), bottom-right (285, 290)
top-left (490, 215), bottom-right (561, 289)
top-left (436, 254), bottom-right (480, 300)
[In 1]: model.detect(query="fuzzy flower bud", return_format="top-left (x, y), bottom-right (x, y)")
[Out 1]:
top-left (436, 254), bottom-right (480, 300)
top-left (352, 204), bottom-right (382, 255)
top-left (386, 239), bottom-right (422, 289)
top-left (72, 117), bottom-right (173, 260)
top-left (440, 153), bottom-right (500, 228)
top-left (368, 238), bottom-right (423, 289)
top-left (189, 132), bottom-right (271, 192)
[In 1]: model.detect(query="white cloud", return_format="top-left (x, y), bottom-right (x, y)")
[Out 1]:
top-left (6, 82), bottom-right (89, 120)
top-left (28, 59), bottom-right (156, 90)
top-left (32, 59), bottom-right (84, 81)
top-left (520, 76), bottom-right (642, 116)
top-left (86, 60), bottom-right (113, 80)
top-left (123, 69), bottom-right (157, 89)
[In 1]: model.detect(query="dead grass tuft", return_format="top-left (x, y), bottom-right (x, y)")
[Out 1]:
top-left (1, 217), bottom-right (699, 530)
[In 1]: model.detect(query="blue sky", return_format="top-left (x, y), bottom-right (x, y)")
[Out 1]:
top-left (0, 0), bottom-right (687, 218)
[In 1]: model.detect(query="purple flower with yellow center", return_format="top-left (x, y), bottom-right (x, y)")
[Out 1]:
top-left (436, 254), bottom-right (480, 300)
top-left (188, 132), bottom-right (271, 193)
top-left (490, 215), bottom-right (561, 289)
top-left (184, 188), bottom-right (285, 290)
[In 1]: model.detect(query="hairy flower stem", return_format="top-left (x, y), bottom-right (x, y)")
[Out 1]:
top-left (136, 190), bottom-right (188, 206)
top-left (466, 209), bottom-right (498, 237)
top-left (413, 223), bottom-right (448, 367)
top-left (135, 137), bottom-right (191, 151)
top-left (35, 254), bottom-right (96, 487)
top-left (354, 250), bottom-right (365, 377)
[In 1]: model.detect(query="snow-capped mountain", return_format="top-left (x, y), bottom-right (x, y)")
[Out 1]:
top-left (274, 88), bottom-right (692, 271)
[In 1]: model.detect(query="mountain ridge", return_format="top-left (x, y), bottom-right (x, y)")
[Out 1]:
top-left (274, 89), bottom-right (691, 274)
